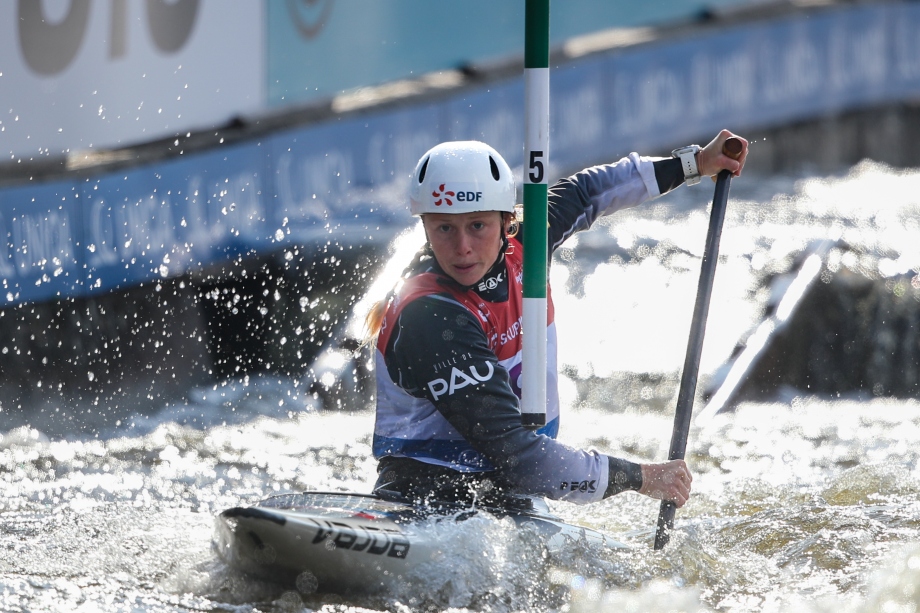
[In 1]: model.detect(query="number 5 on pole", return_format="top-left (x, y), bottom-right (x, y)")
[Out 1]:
top-left (529, 150), bottom-right (545, 184)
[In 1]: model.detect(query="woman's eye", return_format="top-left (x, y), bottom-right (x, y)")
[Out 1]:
top-left (471, 222), bottom-right (485, 230)
top-left (439, 225), bottom-right (452, 233)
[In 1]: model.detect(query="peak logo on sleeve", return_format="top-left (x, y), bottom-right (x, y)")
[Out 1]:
top-left (560, 480), bottom-right (597, 493)
top-left (427, 362), bottom-right (495, 400)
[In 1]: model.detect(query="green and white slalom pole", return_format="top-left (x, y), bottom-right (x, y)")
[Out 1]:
top-left (521, 0), bottom-right (549, 429)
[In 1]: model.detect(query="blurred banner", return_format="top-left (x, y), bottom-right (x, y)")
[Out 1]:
top-left (265, 0), bottom-right (745, 107)
top-left (0, 0), bottom-right (263, 159)
top-left (1, 0), bottom-right (751, 160)
top-left (2, 2), bottom-right (920, 306)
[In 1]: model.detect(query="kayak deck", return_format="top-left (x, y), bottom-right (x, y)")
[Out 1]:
top-left (215, 491), bottom-right (626, 594)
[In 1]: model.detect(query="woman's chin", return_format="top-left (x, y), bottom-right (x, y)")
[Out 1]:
top-left (449, 267), bottom-right (481, 286)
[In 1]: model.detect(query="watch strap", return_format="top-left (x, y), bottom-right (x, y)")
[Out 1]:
top-left (672, 145), bottom-right (701, 186)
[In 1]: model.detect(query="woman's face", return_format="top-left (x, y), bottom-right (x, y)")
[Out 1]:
top-left (422, 211), bottom-right (507, 286)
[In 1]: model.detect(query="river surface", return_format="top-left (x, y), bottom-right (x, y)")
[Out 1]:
top-left (3, 159), bottom-right (920, 612)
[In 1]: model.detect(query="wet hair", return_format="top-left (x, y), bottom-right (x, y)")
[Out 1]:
top-left (362, 245), bottom-right (433, 344)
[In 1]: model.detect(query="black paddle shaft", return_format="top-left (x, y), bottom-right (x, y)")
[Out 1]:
top-left (654, 138), bottom-right (742, 551)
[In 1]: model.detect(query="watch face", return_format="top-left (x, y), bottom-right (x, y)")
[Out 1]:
top-left (672, 145), bottom-right (699, 158)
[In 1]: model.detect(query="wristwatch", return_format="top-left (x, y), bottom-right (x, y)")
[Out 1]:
top-left (671, 145), bottom-right (701, 186)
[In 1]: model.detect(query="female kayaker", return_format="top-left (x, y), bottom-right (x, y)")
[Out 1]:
top-left (366, 131), bottom-right (748, 506)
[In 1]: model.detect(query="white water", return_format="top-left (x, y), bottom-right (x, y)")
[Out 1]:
top-left (3, 160), bottom-right (920, 612)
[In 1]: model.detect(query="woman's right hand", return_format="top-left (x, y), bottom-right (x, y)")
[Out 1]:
top-left (698, 129), bottom-right (748, 178)
top-left (638, 460), bottom-right (693, 507)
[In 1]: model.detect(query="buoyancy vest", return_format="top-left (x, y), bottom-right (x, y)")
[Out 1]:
top-left (373, 238), bottom-right (560, 471)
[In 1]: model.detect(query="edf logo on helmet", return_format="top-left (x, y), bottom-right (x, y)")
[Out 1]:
top-left (431, 185), bottom-right (483, 207)
top-left (18, 0), bottom-right (200, 76)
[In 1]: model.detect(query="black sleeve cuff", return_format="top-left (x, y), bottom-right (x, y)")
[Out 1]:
top-left (653, 157), bottom-right (685, 195)
top-left (604, 456), bottom-right (644, 497)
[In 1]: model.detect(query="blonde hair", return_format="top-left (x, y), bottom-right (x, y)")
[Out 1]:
top-left (363, 293), bottom-right (392, 345)
top-left (362, 246), bottom-right (430, 345)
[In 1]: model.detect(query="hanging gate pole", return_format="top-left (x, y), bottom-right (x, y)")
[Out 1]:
top-left (521, 0), bottom-right (550, 429)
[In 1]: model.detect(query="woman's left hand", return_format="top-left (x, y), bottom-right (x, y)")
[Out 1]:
top-left (638, 459), bottom-right (693, 508)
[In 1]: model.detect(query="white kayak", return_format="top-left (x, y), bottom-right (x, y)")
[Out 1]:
top-left (214, 491), bottom-right (627, 594)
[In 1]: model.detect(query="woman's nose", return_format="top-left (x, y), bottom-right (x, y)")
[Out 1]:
top-left (455, 230), bottom-right (472, 253)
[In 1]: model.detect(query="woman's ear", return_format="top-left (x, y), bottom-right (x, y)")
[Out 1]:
top-left (503, 211), bottom-right (519, 238)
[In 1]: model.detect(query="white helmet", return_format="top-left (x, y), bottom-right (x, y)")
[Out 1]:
top-left (409, 141), bottom-right (515, 216)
